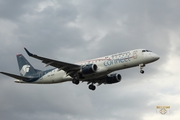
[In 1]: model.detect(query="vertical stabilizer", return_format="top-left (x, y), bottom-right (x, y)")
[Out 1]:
top-left (16, 54), bottom-right (38, 77)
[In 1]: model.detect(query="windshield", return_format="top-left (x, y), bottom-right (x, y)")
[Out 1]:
top-left (142, 50), bottom-right (152, 52)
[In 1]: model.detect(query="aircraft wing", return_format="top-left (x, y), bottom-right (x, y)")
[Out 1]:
top-left (0, 72), bottom-right (31, 81)
top-left (86, 75), bottom-right (106, 85)
top-left (24, 48), bottom-right (81, 76)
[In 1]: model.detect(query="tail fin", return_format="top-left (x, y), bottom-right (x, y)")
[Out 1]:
top-left (16, 54), bottom-right (38, 77)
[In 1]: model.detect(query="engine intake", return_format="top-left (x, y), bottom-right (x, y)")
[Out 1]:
top-left (106, 73), bottom-right (122, 84)
top-left (80, 64), bottom-right (97, 74)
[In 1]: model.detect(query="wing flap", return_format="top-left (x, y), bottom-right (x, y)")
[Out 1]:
top-left (84, 75), bottom-right (107, 85)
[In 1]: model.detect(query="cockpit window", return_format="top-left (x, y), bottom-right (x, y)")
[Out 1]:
top-left (142, 50), bottom-right (152, 52)
top-left (146, 50), bottom-right (152, 52)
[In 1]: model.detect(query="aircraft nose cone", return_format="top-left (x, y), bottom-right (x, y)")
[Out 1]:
top-left (152, 53), bottom-right (160, 60)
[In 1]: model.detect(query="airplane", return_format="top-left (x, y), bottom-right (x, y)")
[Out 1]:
top-left (0, 48), bottom-right (160, 91)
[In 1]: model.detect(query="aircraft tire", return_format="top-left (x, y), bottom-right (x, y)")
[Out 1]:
top-left (140, 70), bottom-right (144, 74)
top-left (72, 79), bottom-right (79, 85)
top-left (89, 84), bottom-right (96, 91)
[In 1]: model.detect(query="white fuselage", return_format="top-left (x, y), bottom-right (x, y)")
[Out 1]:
top-left (14, 49), bottom-right (159, 84)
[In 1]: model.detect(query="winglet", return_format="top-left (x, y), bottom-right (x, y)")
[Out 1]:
top-left (24, 47), bottom-right (33, 56)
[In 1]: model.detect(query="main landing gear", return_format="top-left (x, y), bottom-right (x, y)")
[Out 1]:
top-left (139, 64), bottom-right (145, 74)
top-left (72, 79), bottom-right (79, 85)
top-left (72, 74), bottom-right (79, 85)
top-left (72, 74), bottom-right (96, 91)
top-left (72, 79), bottom-right (96, 91)
top-left (88, 84), bottom-right (96, 91)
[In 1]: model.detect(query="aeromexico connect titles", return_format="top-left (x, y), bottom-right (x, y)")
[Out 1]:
top-left (0, 48), bottom-right (160, 91)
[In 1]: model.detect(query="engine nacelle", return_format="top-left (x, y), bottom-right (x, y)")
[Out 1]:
top-left (80, 64), bottom-right (97, 74)
top-left (106, 73), bottom-right (122, 84)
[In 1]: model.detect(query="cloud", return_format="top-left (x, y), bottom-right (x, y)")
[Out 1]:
top-left (0, 0), bottom-right (180, 120)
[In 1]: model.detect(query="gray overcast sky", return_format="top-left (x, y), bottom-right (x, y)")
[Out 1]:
top-left (0, 0), bottom-right (180, 120)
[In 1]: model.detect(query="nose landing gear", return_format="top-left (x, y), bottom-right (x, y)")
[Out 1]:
top-left (139, 64), bottom-right (145, 74)
top-left (140, 70), bottom-right (144, 74)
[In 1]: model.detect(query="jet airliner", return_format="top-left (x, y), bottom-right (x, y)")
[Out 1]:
top-left (0, 48), bottom-right (159, 90)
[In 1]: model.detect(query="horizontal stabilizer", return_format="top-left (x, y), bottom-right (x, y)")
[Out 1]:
top-left (0, 72), bottom-right (31, 81)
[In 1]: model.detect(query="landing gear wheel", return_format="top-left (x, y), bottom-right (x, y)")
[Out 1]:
top-left (72, 79), bottom-right (79, 85)
top-left (139, 64), bottom-right (145, 74)
top-left (140, 70), bottom-right (144, 74)
top-left (89, 84), bottom-right (96, 91)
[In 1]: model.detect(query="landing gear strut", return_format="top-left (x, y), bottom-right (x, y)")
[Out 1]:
top-left (88, 84), bottom-right (96, 91)
top-left (139, 64), bottom-right (145, 74)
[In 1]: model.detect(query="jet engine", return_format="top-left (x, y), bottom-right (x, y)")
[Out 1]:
top-left (80, 64), bottom-right (97, 74)
top-left (106, 73), bottom-right (122, 84)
